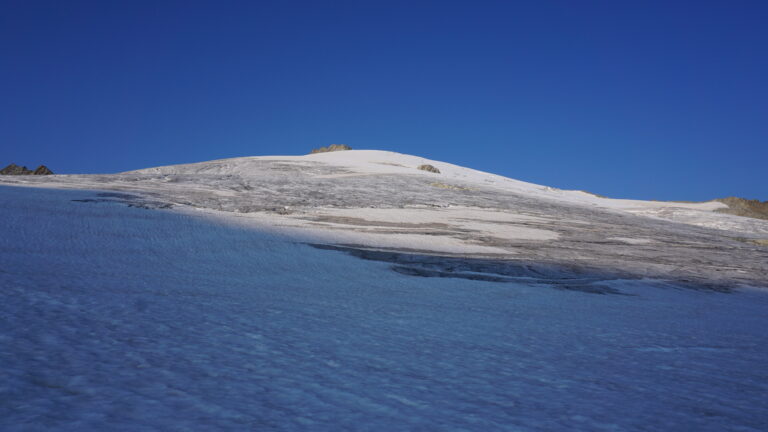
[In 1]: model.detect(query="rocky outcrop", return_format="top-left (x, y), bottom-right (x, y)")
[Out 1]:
top-left (715, 197), bottom-right (768, 221)
top-left (0, 164), bottom-right (27, 175)
top-left (0, 163), bottom-right (54, 175)
top-left (310, 144), bottom-right (352, 154)
top-left (33, 165), bottom-right (54, 175)
top-left (417, 164), bottom-right (440, 174)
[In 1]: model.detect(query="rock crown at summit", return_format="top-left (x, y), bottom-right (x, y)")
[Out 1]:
top-left (310, 144), bottom-right (352, 154)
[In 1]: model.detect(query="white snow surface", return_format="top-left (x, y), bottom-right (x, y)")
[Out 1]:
top-left (4, 150), bottom-right (764, 238)
top-left (2, 150), bottom-right (768, 430)
top-left (130, 149), bottom-right (730, 215)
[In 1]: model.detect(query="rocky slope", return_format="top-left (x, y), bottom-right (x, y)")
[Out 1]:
top-left (715, 197), bottom-right (768, 221)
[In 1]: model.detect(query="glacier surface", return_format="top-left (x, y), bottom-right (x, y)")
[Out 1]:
top-left (1, 151), bottom-right (767, 431)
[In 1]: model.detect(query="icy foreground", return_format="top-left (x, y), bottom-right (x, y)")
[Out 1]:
top-left (1, 151), bottom-right (768, 430)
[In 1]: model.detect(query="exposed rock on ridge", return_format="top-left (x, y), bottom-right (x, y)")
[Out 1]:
top-left (0, 163), bottom-right (54, 175)
top-left (310, 144), bottom-right (352, 154)
top-left (33, 165), bottom-right (54, 175)
top-left (715, 197), bottom-right (768, 221)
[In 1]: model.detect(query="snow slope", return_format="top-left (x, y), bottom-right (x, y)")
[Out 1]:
top-left (2, 185), bottom-right (768, 431)
top-left (0, 150), bottom-right (756, 233)
top-left (129, 149), bottom-right (730, 213)
top-left (0, 150), bottom-right (731, 210)
top-left (2, 150), bottom-right (766, 286)
top-left (1, 150), bottom-right (768, 430)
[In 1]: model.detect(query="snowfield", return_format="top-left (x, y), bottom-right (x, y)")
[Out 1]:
top-left (1, 150), bottom-right (767, 431)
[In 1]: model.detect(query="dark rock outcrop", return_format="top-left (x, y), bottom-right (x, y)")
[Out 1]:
top-left (310, 144), bottom-right (352, 154)
top-left (0, 163), bottom-right (54, 175)
top-left (417, 164), bottom-right (440, 174)
top-left (715, 197), bottom-right (768, 221)
top-left (0, 164), bottom-right (28, 175)
top-left (33, 165), bottom-right (54, 175)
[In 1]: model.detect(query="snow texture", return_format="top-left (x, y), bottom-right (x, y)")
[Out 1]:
top-left (1, 150), bottom-right (768, 431)
top-left (2, 150), bottom-right (765, 287)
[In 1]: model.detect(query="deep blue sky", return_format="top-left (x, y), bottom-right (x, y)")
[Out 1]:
top-left (2, 1), bottom-right (766, 201)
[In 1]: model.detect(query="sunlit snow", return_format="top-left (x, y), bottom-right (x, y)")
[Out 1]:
top-left (1, 151), bottom-right (767, 431)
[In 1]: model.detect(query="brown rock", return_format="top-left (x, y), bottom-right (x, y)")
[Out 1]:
top-left (417, 164), bottom-right (440, 174)
top-left (33, 165), bottom-right (54, 175)
top-left (1, 163), bottom-right (32, 175)
top-left (310, 144), bottom-right (352, 154)
top-left (1, 163), bottom-right (54, 175)
top-left (715, 197), bottom-right (768, 221)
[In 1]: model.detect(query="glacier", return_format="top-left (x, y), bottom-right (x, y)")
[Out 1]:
top-left (1, 150), bottom-right (767, 431)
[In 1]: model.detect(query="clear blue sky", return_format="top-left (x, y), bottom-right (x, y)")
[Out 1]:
top-left (2, 1), bottom-right (766, 201)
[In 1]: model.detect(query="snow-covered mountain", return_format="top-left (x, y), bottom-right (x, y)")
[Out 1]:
top-left (4, 150), bottom-right (766, 287)
top-left (1, 150), bottom-right (767, 431)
